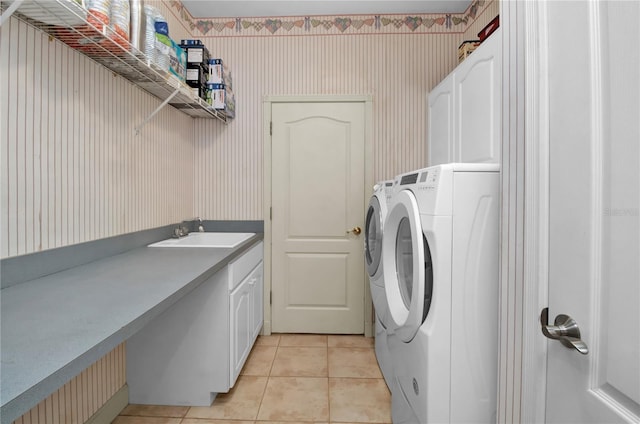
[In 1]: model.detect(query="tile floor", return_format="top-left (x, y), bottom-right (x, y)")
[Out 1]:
top-left (113, 334), bottom-right (392, 424)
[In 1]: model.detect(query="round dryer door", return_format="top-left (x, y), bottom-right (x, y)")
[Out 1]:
top-left (383, 190), bottom-right (434, 342)
top-left (365, 196), bottom-right (383, 277)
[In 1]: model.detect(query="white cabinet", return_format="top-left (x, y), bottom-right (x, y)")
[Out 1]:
top-left (230, 262), bottom-right (263, 384)
top-left (427, 76), bottom-right (454, 166)
top-left (428, 29), bottom-right (501, 166)
top-left (127, 241), bottom-right (263, 406)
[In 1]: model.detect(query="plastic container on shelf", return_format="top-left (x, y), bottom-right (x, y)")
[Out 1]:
top-left (142, 5), bottom-right (159, 66)
top-left (86, 0), bottom-right (111, 31)
top-left (110, 0), bottom-right (130, 47)
top-left (53, 1), bottom-right (123, 57)
top-left (153, 16), bottom-right (171, 72)
top-left (169, 40), bottom-right (187, 82)
top-left (129, 0), bottom-right (144, 53)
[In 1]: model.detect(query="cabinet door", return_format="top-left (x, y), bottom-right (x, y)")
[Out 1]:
top-left (251, 263), bottom-right (264, 340)
top-left (230, 276), bottom-right (253, 386)
top-left (454, 30), bottom-right (501, 164)
top-left (427, 75), bottom-right (454, 167)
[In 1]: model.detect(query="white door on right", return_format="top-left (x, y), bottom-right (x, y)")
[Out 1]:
top-left (545, 1), bottom-right (639, 423)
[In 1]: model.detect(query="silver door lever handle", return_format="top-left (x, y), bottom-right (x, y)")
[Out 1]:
top-left (540, 308), bottom-right (588, 355)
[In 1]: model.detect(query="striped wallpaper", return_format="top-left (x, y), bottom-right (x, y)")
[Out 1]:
top-left (1, 1), bottom-right (197, 259)
top-left (11, 343), bottom-right (126, 424)
top-left (188, 1), bottom-right (500, 220)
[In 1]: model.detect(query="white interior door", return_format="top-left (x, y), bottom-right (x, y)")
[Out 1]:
top-left (544, 1), bottom-right (639, 422)
top-left (270, 100), bottom-right (366, 334)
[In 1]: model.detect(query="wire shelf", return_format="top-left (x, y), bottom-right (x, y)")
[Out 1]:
top-left (1, 0), bottom-right (227, 123)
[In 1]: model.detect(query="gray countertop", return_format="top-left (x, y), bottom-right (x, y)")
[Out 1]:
top-left (0, 234), bottom-right (263, 424)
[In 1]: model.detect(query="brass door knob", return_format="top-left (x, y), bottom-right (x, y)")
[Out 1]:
top-left (347, 226), bottom-right (362, 235)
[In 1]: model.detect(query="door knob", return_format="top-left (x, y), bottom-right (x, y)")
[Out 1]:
top-left (347, 226), bottom-right (362, 235)
top-left (540, 308), bottom-right (588, 355)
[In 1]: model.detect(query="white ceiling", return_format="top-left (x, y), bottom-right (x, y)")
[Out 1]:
top-left (181, 0), bottom-right (473, 18)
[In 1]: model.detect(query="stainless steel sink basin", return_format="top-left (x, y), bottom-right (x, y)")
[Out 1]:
top-left (148, 232), bottom-right (255, 248)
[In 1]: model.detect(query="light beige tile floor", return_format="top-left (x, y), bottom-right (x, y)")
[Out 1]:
top-left (114, 334), bottom-right (391, 424)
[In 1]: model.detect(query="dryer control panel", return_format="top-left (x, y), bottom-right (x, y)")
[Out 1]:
top-left (399, 168), bottom-right (440, 189)
top-left (418, 168), bottom-right (439, 188)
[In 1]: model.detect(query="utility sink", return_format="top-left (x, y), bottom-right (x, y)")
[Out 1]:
top-left (148, 232), bottom-right (255, 248)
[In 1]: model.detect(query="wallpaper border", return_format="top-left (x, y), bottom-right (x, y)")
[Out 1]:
top-left (165, 0), bottom-right (491, 37)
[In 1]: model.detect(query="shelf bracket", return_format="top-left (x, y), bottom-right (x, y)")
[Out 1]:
top-left (135, 87), bottom-right (181, 135)
top-left (0, 0), bottom-right (24, 27)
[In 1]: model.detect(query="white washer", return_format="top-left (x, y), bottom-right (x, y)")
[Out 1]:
top-left (364, 180), bottom-right (395, 388)
top-left (383, 163), bottom-right (500, 423)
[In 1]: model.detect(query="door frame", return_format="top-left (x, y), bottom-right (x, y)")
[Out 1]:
top-left (262, 95), bottom-right (374, 337)
top-left (498, 1), bottom-right (552, 422)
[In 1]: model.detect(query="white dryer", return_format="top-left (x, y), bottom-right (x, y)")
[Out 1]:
top-left (364, 180), bottom-right (395, 388)
top-left (383, 163), bottom-right (500, 424)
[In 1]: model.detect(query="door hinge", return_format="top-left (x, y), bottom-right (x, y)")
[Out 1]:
top-left (270, 121), bottom-right (273, 136)
top-left (270, 206), bottom-right (272, 220)
top-left (270, 291), bottom-right (272, 305)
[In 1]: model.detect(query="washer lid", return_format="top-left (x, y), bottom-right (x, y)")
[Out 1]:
top-left (365, 196), bottom-right (384, 277)
top-left (383, 190), bottom-right (433, 342)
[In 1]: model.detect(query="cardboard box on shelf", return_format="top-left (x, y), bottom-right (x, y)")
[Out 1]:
top-left (179, 39), bottom-right (210, 65)
top-left (478, 15), bottom-right (499, 42)
top-left (208, 58), bottom-right (224, 84)
top-left (206, 83), bottom-right (225, 109)
top-left (186, 63), bottom-right (207, 86)
top-left (458, 40), bottom-right (480, 63)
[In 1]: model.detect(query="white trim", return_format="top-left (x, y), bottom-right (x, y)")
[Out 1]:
top-left (264, 95), bottom-right (373, 104)
top-left (588, 388), bottom-right (640, 423)
top-left (86, 385), bottom-right (129, 424)
top-left (497, 1), bottom-right (528, 422)
top-left (262, 99), bottom-right (273, 335)
top-left (587, 0), bottom-right (605, 392)
top-left (520, 0), bottom-right (550, 422)
top-left (262, 95), bottom-right (374, 337)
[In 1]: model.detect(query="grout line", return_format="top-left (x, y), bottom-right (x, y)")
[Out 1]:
top-left (255, 336), bottom-right (276, 421)
top-left (267, 344), bottom-right (277, 377)
top-left (253, 374), bottom-right (268, 422)
top-left (327, 335), bottom-right (331, 423)
top-left (264, 334), bottom-right (282, 420)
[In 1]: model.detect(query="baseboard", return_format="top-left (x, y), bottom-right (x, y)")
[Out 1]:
top-left (262, 320), bottom-right (272, 335)
top-left (365, 320), bottom-right (374, 338)
top-left (86, 385), bottom-right (129, 424)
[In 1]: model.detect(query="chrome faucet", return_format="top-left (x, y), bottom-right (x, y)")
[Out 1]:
top-left (173, 217), bottom-right (205, 238)
top-left (173, 224), bottom-right (189, 238)
top-left (195, 217), bottom-right (205, 232)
